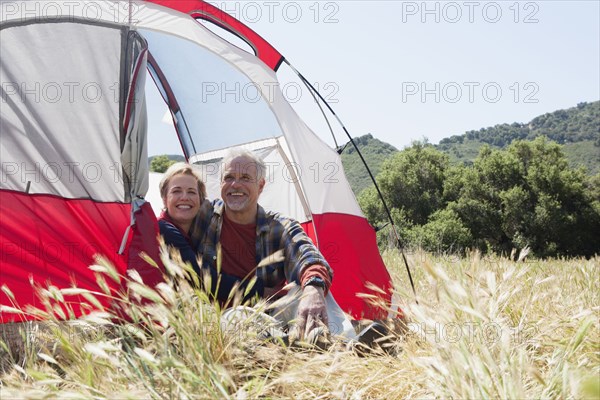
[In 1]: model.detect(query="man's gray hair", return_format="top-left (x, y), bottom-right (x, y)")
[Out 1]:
top-left (221, 148), bottom-right (266, 181)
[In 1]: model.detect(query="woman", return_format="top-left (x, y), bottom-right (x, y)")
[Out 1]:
top-left (158, 162), bottom-right (262, 302)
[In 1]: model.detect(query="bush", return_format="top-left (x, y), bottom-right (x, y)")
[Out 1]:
top-left (408, 209), bottom-right (472, 254)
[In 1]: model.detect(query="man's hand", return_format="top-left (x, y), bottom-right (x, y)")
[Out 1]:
top-left (291, 285), bottom-right (328, 341)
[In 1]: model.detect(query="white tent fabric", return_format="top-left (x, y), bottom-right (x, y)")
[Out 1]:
top-left (132, 1), bottom-right (363, 216)
top-left (120, 38), bottom-right (150, 203)
top-left (147, 171), bottom-right (164, 215)
top-left (1, 0), bottom-right (362, 213)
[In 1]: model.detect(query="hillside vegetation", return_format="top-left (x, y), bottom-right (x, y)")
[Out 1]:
top-left (339, 134), bottom-right (398, 194)
top-left (342, 102), bottom-right (598, 199)
top-left (437, 101), bottom-right (599, 173)
top-left (149, 154), bottom-right (185, 173)
top-left (339, 102), bottom-right (599, 257)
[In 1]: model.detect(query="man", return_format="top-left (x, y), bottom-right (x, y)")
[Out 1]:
top-left (191, 148), bottom-right (356, 340)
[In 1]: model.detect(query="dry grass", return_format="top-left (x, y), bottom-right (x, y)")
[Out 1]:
top-left (1, 248), bottom-right (598, 399)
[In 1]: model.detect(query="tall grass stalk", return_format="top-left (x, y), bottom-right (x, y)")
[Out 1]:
top-left (1, 248), bottom-right (598, 399)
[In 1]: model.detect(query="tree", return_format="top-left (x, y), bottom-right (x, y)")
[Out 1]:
top-left (359, 136), bottom-right (599, 257)
top-left (444, 145), bottom-right (523, 253)
top-left (358, 142), bottom-right (449, 250)
top-left (375, 142), bottom-right (449, 226)
top-left (446, 137), bottom-right (599, 256)
top-left (150, 155), bottom-right (176, 173)
top-left (507, 138), bottom-right (590, 255)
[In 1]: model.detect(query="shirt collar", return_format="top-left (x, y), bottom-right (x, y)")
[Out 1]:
top-left (214, 199), bottom-right (269, 233)
top-left (213, 199), bottom-right (225, 216)
top-left (216, 200), bottom-right (269, 234)
top-left (159, 209), bottom-right (193, 241)
top-left (256, 204), bottom-right (270, 233)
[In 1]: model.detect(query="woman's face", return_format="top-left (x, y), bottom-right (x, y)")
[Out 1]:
top-left (163, 174), bottom-right (201, 230)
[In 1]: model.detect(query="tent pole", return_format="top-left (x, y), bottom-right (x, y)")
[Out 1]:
top-left (291, 63), bottom-right (339, 149)
top-left (284, 60), bottom-right (418, 304)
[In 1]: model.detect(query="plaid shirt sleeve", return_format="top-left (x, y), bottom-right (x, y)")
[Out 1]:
top-left (259, 208), bottom-right (333, 287)
top-left (192, 201), bottom-right (333, 292)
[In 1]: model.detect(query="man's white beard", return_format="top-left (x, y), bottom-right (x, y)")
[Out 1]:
top-left (225, 196), bottom-right (248, 211)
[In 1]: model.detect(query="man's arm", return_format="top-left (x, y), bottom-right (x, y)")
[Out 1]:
top-left (276, 217), bottom-right (333, 287)
top-left (274, 217), bottom-right (334, 338)
top-left (293, 266), bottom-right (330, 339)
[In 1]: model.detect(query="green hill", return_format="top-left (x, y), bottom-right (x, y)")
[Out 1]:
top-left (341, 102), bottom-right (598, 196)
top-left (339, 134), bottom-right (398, 195)
top-left (437, 101), bottom-right (600, 173)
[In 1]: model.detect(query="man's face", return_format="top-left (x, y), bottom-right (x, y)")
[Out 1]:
top-left (221, 156), bottom-right (265, 217)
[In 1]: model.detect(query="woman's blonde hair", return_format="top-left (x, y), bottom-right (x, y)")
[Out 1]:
top-left (159, 162), bottom-right (207, 201)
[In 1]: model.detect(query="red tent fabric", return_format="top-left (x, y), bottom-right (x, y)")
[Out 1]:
top-left (0, 0), bottom-right (394, 322)
top-left (0, 13), bottom-right (160, 322)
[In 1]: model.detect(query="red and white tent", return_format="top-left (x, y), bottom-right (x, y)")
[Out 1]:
top-left (0, 0), bottom-right (394, 322)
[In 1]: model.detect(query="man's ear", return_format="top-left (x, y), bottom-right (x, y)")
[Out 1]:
top-left (258, 178), bottom-right (266, 194)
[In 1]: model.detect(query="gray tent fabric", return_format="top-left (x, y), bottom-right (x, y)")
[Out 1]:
top-left (120, 31), bottom-right (149, 203)
top-left (0, 20), bottom-right (138, 202)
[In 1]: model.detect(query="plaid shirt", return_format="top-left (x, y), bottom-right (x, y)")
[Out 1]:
top-left (190, 199), bottom-right (332, 289)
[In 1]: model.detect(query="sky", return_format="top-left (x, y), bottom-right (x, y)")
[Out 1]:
top-left (147, 0), bottom-right (600, 156)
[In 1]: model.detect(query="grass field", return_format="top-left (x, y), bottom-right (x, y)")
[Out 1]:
top-left (1, 249), bottom-right (598, 399)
